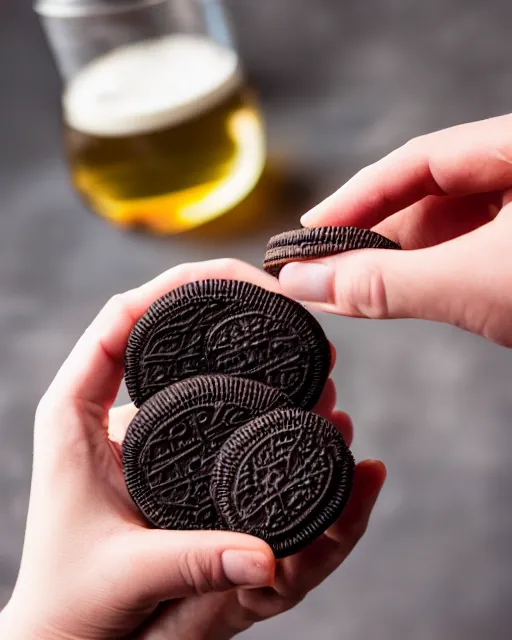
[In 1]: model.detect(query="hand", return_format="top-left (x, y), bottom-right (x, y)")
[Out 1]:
top-left (0, 259), bottom-right (385, 640)
top-left (279, 113), bottom-right (512, 347)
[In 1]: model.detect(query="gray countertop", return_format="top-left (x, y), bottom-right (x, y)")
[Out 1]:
top-left (1, 1), bottom-right (512, 638)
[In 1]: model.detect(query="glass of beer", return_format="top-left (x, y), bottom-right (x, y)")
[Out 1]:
top-left (35, 0), bottom-right (266, 234)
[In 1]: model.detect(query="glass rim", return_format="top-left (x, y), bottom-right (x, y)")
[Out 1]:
top-left (34, 0), bottom-right (169, 19)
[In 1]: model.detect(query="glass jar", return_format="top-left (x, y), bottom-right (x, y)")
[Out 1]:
top-left (35, 0), bottom-right (266, 234)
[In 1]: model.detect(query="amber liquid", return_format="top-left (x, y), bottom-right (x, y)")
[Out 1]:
top-left (64, 88), bottom-right (265, 234)
top-left (61, 35), bottom-right (266, 234)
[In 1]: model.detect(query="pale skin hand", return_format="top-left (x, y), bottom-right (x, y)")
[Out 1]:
top-left (279, 113), bottom-right (512, 347)
top-left (0, 259), bottom-right (385, 640)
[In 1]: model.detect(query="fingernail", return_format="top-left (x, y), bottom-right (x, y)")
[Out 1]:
top-left (222, 550), bottom-right (273, 588)
top-left (300, 210), bottom-right (314, 225)
top-left (279, 262), bottom-right (334, 303)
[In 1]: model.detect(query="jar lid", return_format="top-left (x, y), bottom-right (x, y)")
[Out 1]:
top-left (34, 0), bottom-right (167, 17)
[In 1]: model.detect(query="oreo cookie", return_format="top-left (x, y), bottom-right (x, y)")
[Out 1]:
top-left (263, 226), bottom-right (401, 277)
top-left (122, 375), bottom-right (291, 531)
top-left (125, 279), bottom-right (331, 409)
top-left (211, 407), bottom-right (355, 558)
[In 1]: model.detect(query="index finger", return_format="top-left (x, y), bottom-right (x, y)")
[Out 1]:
top-left (301, 114), bottom-right (512, 229)
top-left (46, 259), bottom-right (282, 410)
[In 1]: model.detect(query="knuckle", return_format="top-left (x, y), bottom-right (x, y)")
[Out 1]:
top-left (237, 589), bottom-right (304, 622)
top-left (236, 590), bottom-right (275, 624)
top-left (99, 291), bottom-right (138, 328)
top-left (401, 134), bottom-right (426, 152)
top-left (175, 258), bottom-right (244, 284)
top-left (105, 292), bottom-right (129, 313)
top-left (339, 259), bottom-right (389, 319)
top-left (280, 586), bottom-right (307, 608)
top-left (177, 549), bottom-right (227, 595)
top-left (35, 391), bottom-right (63, 427)
top-left (346, 519), bottom-right (369, 542)
top-left (35, 393), bottom-right (52, 423)
top-left (210, 257), bottom-right (245, 274)
top-left (172, 262), bottom-right (196, 276)
top-left (492, 144), bottom-right (512, 168)
top-left (474, 313), bottom-right (512, 349)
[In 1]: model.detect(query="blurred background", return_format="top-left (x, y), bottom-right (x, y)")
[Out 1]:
top-left (1, 1), bottom-right (512, 638)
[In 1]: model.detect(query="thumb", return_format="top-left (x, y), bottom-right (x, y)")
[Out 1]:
top-left (278, 226), bottom-right (492, 328)
top-left (124, 530), bottom-right (276, 601)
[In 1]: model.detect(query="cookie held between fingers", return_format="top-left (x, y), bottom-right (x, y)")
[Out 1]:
top-left (263, 226), bottom-right (401, 277)
top-left (124, 279), bottom-right (331, 410)
top-left (122, 375), bottom-right (292, 531)
top-left (212, 408), bottom-right (355, 558)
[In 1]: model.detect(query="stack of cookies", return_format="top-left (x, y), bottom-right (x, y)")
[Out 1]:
top-left (122, 226), bottom-right (400, 558)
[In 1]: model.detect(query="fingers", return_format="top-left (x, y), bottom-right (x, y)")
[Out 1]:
top-left (323, 459), bottom-right (386, 544)
top-left (328, 342), bottom-right (337, 373)
top-left (119, 529), bottom-right (275, 602)
top-left (273, 460), bottom-right (385, 598)
top-left (236, 460), bottom-right (385, 617)
top-left (301, 114), bottom-right (512, 229)
top-left (45, 259), bottom-right (279, 412)
top-left (312, 378), bottom-right (337, 416)
top-left (373, 193), bottom-right (501, 250)
top-left (329, 410), bottom-right (354, 447)
top-left (279, 222), bottom-right (504, 332)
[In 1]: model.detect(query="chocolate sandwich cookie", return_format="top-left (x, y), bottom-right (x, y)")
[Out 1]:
top-left (211, 407), bottom-right (355, 558)
top-left (125, 279), bottom-right (331, 409)
top-left (122, 375), bottom-right (292, 531)
top-left (263, 226), bottom-right (401, 277)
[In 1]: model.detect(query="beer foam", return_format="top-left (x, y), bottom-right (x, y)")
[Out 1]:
top-left (63, 34), bottom-right (243, 137)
